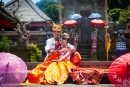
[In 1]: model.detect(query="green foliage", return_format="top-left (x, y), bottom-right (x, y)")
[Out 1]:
top-left (0, 36), bottom-right (12, 52)
top-left (0, 1), bottom-right (4, 8)
top-left (108, 6), bottom-right (130, 23)
top-left (108, 0), bottom-right (130, 23)
top-left (36, 0), bottom-right (57, 9)
top-left (36, 0), bottom-right (65, 23)
top-left (119, 6), bottom-right (130, 23)
top-left (29, 43), bottom-right (42, 62)
top-left (108, 8), bottom-right (122, 21)
top-left (108, 0), bottom-right (130, 9)
top-left (44, 4), bottom-right (59, 23)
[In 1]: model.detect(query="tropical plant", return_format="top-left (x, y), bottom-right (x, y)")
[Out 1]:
top-left (29, 43), bottom-right (42, 62)
top-left (108, 0), bottom-right (130, 23)
top-left (36, 0), bottom-right (57, 9)
top-left (44, 4), bottom-right (59, 23)
top-left (108, 8), bottom-right (122, 21)
top-left (0, 36), bottom-right (12, 52)
top-left (108, 0), bottom-right (130, 9)
top-left (108, 6), bottom-right (130, 24)
top-left (119, 6), bottom-right (130, 23)
top-left (36, 0), bottom-right (65, 23)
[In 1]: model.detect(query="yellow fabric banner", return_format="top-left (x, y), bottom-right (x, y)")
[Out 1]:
top-left (106, 37), bottom-right (111, 53)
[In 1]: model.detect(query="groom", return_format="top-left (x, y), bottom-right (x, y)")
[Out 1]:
top-left (44, 23), bottom-right (74, 61)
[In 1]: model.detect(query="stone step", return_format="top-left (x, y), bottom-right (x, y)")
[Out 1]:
top-left (81, 55), bottom-right (91, 59)
top-left (25, 61), bottom-right (112, 70)
top-left (77, 44), bottom-right (91, 59)
top-left (24, 61), bottom-right (112, 84)
top-left (78, 49), bottom-right (90, 54)
top-left (81, 57), bottom-right (91, 60)
top-left (78, 48), bottom-right (91, 60)
top-left (18, 84), bottom-right (115, 87)
top-left (79, 52), bottom-right (90, 55)
top-left (79, 61), bottom-right (112, 68)
top-left (77, 44), bottom-right (91, 49)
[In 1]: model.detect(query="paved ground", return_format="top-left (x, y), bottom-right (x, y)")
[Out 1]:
top-left (17, 84), bottom-right (115, 87)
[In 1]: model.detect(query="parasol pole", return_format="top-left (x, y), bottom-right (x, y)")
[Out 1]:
top-left (105, 25), bottom-right (109, 61)
top-left (104, 0), bottom-right (109, 61)
top-left (5, 62), bottom-right (9, 82)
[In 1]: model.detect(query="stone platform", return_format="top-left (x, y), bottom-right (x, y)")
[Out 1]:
top-left (17, 84), bottom-right (115, 87)
top-left (25, 61), bottom-right (113, 84)
top-left (14, 61), bottom-right (114, 87)
top-left (25, 61), bottom-right (113, 70)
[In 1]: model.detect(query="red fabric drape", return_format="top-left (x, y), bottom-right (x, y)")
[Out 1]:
top-left (0, 18), bottom-right (16, 28)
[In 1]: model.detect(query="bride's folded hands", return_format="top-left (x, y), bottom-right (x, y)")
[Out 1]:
top-left (58, 49), bottom-right (72, 61)
top-left (57, 55), bottom-right (67, 61)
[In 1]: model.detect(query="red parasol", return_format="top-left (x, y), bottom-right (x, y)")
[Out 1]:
top-left (0, 52), bottom-right (27, 87)
top-left (108, 53), bottom-right (130, 87)
top-left (90, 18), bottom-right (105, 27)
top-left (64, 20), bottom-right (78, 27)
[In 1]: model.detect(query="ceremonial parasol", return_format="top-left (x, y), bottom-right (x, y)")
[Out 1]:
top-left (108, 53), bottom-right (130, 87)
top-left (64, 20), bottom-right (78, 27)
top-left (88, 12), bottom-right (102, 19)
top-left (90, 18), bottom-right (105, 60)
top-left (68, 13), bottom-right (82, 20)
top-left (104, 25), bottom-right (111, 61)
top-left (64, 20), bottom-right (78, 39)
top-left (0, 52), bottom-right (27, 87)
top-left (90, 18), bottom-right (105, 27)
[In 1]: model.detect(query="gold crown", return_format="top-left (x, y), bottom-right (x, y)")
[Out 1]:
top-left (52, 22), bottom-right (62, 31)
top-left (52, 25), bottom-right (62, 31)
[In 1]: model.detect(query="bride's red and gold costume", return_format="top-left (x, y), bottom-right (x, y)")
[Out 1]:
top-left (25, 44), bottom-right (104, 85)
top-left (26, 47), bottom-right (81, 85)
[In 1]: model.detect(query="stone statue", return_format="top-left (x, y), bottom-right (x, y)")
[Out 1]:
top-left (14, 22), bottom-right (30, 48)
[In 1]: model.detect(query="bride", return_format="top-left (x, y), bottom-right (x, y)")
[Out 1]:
top-left (25, 34), bottom-right (81, 85)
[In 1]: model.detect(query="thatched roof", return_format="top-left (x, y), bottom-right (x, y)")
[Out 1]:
top-left (5, 0), bottom-right (51, 22)
top-left (0, 8), bottom-right (16, 22)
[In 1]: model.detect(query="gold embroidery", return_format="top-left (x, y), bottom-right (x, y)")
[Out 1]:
top-left (51, 43), bottom-right (55, 46)
top-left (51, 41), bottom-right (59, 46)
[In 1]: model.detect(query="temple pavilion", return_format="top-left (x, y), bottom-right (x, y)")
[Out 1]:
top-left (5, 0), bottom-right (52, 31)
top-left (0, 5), bottom-right (16, 29)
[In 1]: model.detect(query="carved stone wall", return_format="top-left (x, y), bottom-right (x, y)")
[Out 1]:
top-left (62, 0), bottom-right (105, 19)
top-left (0, 31), bottom-right (47, 62)
top-left (62, 0), bottom-right (105, 44)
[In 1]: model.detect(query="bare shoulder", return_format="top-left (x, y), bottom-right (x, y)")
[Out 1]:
top-left (67, 43), bottom-right (74, 48)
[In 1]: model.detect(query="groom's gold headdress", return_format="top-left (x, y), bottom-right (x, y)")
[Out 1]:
top-left (52, 22), bottom-right (62, 31)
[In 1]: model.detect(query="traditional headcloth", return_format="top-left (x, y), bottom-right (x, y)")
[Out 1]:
top-left (52, 22), bottom-right (62, 31)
